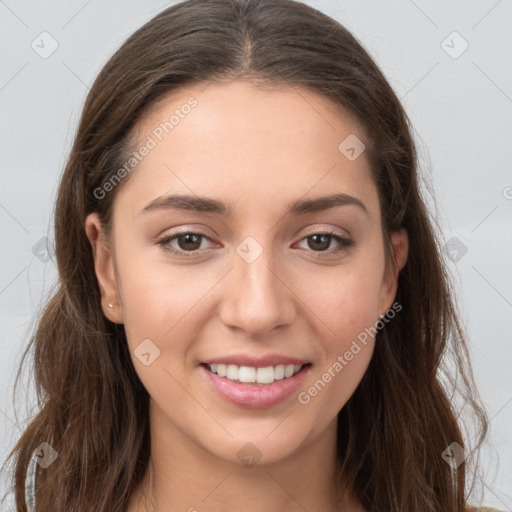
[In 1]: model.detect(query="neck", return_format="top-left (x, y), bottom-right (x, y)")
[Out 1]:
top-left (126, 401), bottom-right (362, 512)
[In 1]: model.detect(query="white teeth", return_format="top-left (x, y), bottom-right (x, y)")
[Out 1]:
top-left (256, 366), bottom-right (274, 384)
top-left (226, 364), bottom-right (238, 380)
top-left (284, 364), bottom-right (295, 378)
top-left (238, 366), bottom-right (256, 383)
top-left (207, 362), bottom-right (305, 384)
top-left (274, 364), bottom-right (285, 380)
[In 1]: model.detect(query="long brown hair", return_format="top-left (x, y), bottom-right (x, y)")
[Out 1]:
top-left (3, 0), bottom-right (488, 510)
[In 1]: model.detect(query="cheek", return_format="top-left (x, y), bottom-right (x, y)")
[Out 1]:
top-left (113, 243), bottom-right (209, 352)
top-left (110, 239), bottom-right (213, 389)
top-left (298, 258), bottom-right (384, 342)
top-left (296, 276), bottom-right (380, 423)
top-left (114, 254), bottom-right (215, 405)
top-left (293, 253), bottom-right (384, 411)
top-left (319, 276), bottom-right (379, 390)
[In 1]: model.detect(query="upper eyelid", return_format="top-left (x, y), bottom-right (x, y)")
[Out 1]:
top-left (157, 227), bottom-right (350, 241)
top-left (157, 229), bottom-right (351, 251)
top-left (157, 222), bottom-right (351, 239)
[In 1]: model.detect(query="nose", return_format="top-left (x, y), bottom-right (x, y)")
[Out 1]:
top-left (218, 242), bottom-right (296, 338)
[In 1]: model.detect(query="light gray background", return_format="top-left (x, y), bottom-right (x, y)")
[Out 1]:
top-left (1, 0), bottom-right (511, 509)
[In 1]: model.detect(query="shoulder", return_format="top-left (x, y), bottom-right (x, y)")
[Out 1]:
top-left (468, 507), bottom-right (505, 512)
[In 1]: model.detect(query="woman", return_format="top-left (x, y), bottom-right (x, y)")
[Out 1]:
top-left (3, 0), bottom-right (497, 510)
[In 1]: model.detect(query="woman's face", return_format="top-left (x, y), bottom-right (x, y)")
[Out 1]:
top-left (86, 80), bottom-right (407, 466)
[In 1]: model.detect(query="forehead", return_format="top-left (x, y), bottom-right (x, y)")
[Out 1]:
top-left (115, 79), bottom-right (379, 221)
top-left (138, 79), bottom-right (369, 157)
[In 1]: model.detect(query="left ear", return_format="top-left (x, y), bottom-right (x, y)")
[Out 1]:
top-left (378, 228), bottom-right (409, 315)
top-left (85, 212), bottom-right (124, 324)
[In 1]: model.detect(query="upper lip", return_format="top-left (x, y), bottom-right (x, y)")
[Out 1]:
top-left (202, 354), bottom-right (310, 368)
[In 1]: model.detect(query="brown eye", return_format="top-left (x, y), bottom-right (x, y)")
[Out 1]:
top-left (176, 233), bottom-right (203, 251)
top-left (157, 231), bottom-right (214, 257)
top-left (307, 234), bottom-right (332, 251)
top-left (297, 231), bottom-right (353, 255)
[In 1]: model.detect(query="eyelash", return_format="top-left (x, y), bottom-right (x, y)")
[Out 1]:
top-left (156, 230), bottom-right (353, 258)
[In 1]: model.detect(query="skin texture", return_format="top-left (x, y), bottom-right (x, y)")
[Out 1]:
top-left (85, 80), bottom-right (408, 512)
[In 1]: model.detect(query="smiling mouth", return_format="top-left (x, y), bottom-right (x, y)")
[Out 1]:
top-left (202, 362), bottom-right (312, 385)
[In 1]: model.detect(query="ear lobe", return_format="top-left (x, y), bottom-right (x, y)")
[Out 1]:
top-left (379, 228), bottom-right (409, 315)
top-left (84, 213), bottom-right (124, 324)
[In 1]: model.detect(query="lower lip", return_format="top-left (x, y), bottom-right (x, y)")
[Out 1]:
top-left (200, 364), bottom-right (311, 410)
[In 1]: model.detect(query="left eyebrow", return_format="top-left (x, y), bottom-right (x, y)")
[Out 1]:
top-left (288, 193), bottom-right (368, 216)
top-left (141, 192), bottom-right (369, 217)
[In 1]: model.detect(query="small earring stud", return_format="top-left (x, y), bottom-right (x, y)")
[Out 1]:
top-left (107, 303), bottom-right (115, 309)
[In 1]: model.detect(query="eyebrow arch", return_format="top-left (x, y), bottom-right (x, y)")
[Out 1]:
top-left (141, 192), bottom-right (368, 216)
